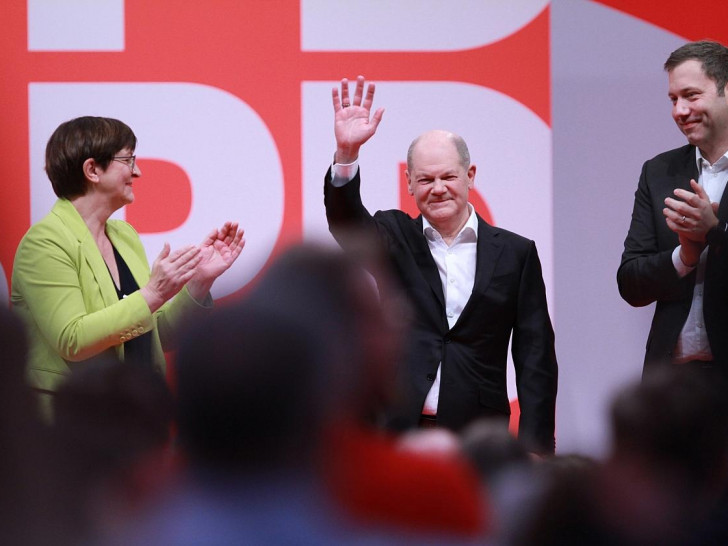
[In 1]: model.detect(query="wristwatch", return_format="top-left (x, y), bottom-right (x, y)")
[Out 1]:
top-left (706, 220), bottom-right (728, 247)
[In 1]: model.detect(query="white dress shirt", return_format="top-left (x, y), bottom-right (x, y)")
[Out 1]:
top-left (671, 149), bottom-right (728, 363)
top-left (421, 208), bottom-right (478, 415)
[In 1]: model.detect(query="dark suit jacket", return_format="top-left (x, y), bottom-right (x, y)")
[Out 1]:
top-left (618, 144), bottom-right (728, 375)
top-left (325, 169), bottom-right (558, 453)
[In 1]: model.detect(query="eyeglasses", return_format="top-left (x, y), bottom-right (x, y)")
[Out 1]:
top-left (112, 155), bottom-right (137, 172)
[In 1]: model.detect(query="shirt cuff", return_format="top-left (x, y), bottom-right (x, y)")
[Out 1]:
top-left (672, 246), bottom-right (696, 277)
top-left (330, 159), bottom-right (359, 188)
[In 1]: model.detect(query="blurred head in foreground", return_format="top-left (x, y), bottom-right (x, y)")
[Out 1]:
top-left (599, 367), bottom-right (728, 546)
top-left (175, 241), bottom-right (408, 474)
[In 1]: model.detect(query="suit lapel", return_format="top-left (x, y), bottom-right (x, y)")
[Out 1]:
top-left (677, 145), bottom-right (699, 192)
top-left (52, 199), bottom-right (119, 308)
top-left (678, 145), bottom-right (728, 221)
top-left (717, 161), bottom-right (728, 221)
top-left (106, 223), bottom-right (149, 287)
top-left (438, 215), bottom-right (503, 330)
top-left (409, 215), bottom-right (446, 310)
top-left (469, 217), bottom-right (503, 304)
top-left (657, 146), bottom-right (698, 248)
top-left (408, 214), bottom-right (503, 323)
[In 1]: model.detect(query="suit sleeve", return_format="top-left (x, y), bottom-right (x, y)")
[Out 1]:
top-left (154, 286), bottom-right (213, 351)
top-left (12, 223), bottom-right (153, 362)
top-left (617, 161), bottom-right (688, 307)
top-left (324, 166), bottom-right (377, 242)
top-left (511, 241), bottom-right (558, 454)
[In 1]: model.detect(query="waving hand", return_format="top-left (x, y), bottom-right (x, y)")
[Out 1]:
top-left (332, 75), bottom-right (385, 164)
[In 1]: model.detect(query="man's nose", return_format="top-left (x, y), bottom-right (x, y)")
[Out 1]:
top-left (673, 99), bottom-right (690, 117)
top-left (432, 179), bottom-right (446, 192)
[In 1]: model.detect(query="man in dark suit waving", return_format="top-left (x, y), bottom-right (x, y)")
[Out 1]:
top-left (618, 41), bottom-right (728, 380)
top-left (324, 76), bottom-right (558, 454)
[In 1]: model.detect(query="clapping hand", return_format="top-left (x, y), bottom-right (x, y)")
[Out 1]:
top-left (664, 179), bottom-right (719, 242)
top-left (186, 222), bottom-right (245, 301)
top-left (196, 222), bottom-right (245, 280)
top-left (141, 243), bottom-right (203, 312)
top-left (663, 179), bottom-right (719, 267)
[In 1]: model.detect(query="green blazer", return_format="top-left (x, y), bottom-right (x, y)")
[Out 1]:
top-left (11, 198), bottom-right (211, 394)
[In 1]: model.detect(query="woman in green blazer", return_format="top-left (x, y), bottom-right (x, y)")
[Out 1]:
top-left (11, 116), bottom-right (244, 415)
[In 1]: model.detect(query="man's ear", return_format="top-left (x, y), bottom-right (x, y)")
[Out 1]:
top-left (405, 170), bottom-right (414, 196)
top-left (467, 164), bottom-right (476, 189)
top-left (82, 158), bottom-right (100, 183)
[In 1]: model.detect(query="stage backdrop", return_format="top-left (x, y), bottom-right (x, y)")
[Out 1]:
top-left (2, 0), bottom-right (727, 455)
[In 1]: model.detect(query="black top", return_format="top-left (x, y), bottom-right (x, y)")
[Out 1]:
top-left (112, 246), bottom-right (154, 367)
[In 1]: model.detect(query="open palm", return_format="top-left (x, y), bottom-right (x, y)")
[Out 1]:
top-left (195, 222), bottom-right (245, 282)
top-left (332, 76), bottom-right (384, 162)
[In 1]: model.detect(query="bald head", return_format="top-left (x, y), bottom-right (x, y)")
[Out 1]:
top-left (406, 130), bottom-right (471, 172)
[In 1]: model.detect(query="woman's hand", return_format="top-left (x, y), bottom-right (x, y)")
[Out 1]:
top-left (141, 243), bottom-right (203, 313)
top-left (186, 222), bottom-right (245, 301)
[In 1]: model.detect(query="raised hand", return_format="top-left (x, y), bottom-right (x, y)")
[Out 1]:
top-left (332, 75), bottom-right (385, 164)
top-left (141, 243), bottom-right (203, 312)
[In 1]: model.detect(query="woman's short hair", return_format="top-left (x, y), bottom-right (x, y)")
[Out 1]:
top-left (45, 116), bottom-right (136, 199)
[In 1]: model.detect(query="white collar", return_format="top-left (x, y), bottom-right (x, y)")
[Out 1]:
top-left (422, 203), bottom-right (478, 242)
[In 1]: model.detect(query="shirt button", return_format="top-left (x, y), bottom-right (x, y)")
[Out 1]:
top-left (427, 374), bottom-right (436, 381)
